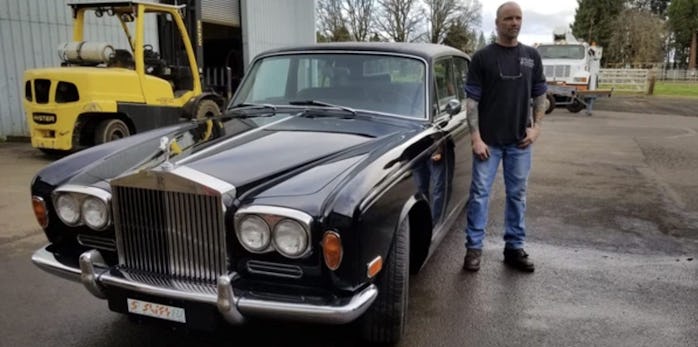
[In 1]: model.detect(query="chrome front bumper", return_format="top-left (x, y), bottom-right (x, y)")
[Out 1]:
top-left (32, 245), bottom-right (378, 325)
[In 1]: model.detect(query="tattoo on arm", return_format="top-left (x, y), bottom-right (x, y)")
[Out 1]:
top-left (466, 98), bottom-right (479, 133)
top-left (532, 94), bottom-right (546, 126)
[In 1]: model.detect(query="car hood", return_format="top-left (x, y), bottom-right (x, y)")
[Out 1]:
top-left (176, 115), bottom-right (415, 195)
top-left (41, 113), bottom-right (420, 199)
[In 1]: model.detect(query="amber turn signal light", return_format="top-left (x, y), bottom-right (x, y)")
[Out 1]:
top-left (367, 256), bottom-right (383, 278)
top-left (32, 196), bottom-right (49, 228)
top-left (322, 231), bottom-right (343, 271)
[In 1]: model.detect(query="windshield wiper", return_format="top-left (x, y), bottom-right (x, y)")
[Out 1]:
top-left (289, 100), bottom-right (357, 117)
top-left (226, 103), bottom-right (278, 118)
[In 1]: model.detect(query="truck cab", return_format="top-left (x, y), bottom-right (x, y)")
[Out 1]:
top-left (537, 42), bottom-right (602, 91)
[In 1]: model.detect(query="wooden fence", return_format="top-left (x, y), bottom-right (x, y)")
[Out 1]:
top-left (598, 68), bottom-right (650, 92)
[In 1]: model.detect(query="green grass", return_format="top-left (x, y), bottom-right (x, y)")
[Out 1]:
top-left (599, 81), bottom-right (698, 98)
top-left (652, 81), bottom-right (698, 97)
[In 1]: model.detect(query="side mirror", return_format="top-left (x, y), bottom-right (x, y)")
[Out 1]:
top-left (445, 99), bottom-right (461, 116)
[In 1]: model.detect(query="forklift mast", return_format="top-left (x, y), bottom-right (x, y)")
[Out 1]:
top-left (157, 0), bottom-right (203, 78)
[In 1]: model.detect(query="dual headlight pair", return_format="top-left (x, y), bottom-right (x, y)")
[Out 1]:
top-left (53, 186), bottom-right (111, 231)
top-left (235, 207), bottom-right (312, 259)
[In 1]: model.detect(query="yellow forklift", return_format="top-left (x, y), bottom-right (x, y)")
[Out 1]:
top-left (23, 1), bottom-right (228, 154)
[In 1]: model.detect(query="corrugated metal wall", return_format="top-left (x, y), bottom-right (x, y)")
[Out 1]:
top-left (0, 0), bottom-right (158, 140)
top-left (0, 1), bottom-right (70, 139)
top-left (202, 0), bottom-right (240, 27)
top-left (240, 0), bottom-right (316, 68)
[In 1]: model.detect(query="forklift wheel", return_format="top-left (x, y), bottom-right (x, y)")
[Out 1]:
top-left (566, 100), bottom-right (585, 113)
top-left (195, 99), bottom-right (222, 119)
top-left (545, 93), bottom-right (556, 114)
top-left (95, 119), bottom-right (130, 144)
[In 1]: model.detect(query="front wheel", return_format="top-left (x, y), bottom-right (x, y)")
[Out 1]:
top-left (194, 99), bottom-right (221, 119)
top-left (94, 119), bottom-right (130, 144)
top-left (566, 99), bottom-right (585, 113)
top-left (545, 93), bottom-right (556, 114)
top-left (359, 218), bottom-right (410, 344)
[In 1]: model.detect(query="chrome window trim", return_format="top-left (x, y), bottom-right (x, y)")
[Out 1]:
top-left (236, 50), bottom-right (430, 121)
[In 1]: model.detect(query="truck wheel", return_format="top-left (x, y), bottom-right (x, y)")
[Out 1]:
top-left (194, 99), bottom-right (221, 119)
top-left (94, 119), bottom-right (130, 144)
top-left (566, 100), bottom-right (585, 113)
top-left (545, 93), bottom-right (556, 114)
top-left (360, 218), bottom-right (410, 344)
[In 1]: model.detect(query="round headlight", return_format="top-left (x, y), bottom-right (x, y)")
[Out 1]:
top-left (82, 196), bottom-right (109, 230)
top-left (237, 215), bottom-right (271, 252)
top-left (56, 194), bottom-right (80, 225)
top-left (272, 219), bottom-right (308, 258)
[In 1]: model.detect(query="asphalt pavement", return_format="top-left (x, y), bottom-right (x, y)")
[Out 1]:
top-left (0, 99), bottom-right (696, 346)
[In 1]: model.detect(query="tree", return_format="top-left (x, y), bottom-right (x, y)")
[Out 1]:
top-left (317, 0), bottom-right (352, 42)
top-left (343, 0), bottom-right (375, 41)
top-left (488, 30), bottom-right (497, 44)
top-left (442, 18), bottom-right (477, 53)
top-left (570, 0), bottom-right (625, 64)
top-left (476, 31), bottom-right (486, 50)
top-left (424, 0), bottom-right (462, 44)
top-left (667, 0), bottom-right (698, 69)
top-left (376, 0), bottom-right (421, 42)
top-left (607, 8), bottom-right (666, 66)
top-left (629, 0), bottom-right (671, 17)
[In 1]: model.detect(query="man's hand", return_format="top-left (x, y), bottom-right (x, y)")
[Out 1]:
top-left (472, 137), bottom-right (490, 160)
top-left (518, 124), bottom-right (541, 148)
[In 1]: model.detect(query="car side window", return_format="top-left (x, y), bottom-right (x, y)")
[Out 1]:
top-left (453, 57), bottom-right (469, 103)
top-left (434, 58), bottom-right (456, 113)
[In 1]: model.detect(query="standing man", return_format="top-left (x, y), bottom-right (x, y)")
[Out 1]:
top-left (462, 1), bottom-right (547, 272)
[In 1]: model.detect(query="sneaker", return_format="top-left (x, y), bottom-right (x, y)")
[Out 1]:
top-left (463, 248), bottom-right (482, 272)
top-left (503, 248), bottom-right (535, 272)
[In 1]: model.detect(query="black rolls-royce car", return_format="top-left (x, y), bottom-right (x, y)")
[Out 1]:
top-left (30, 42), bottom-right (471, 344)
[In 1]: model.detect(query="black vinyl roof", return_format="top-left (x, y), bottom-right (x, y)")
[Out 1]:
top-left (258, 42), bottom-right (470, 62)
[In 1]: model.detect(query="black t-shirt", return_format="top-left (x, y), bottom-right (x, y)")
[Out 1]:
top-left (465, 43), bottom-right (547, 146)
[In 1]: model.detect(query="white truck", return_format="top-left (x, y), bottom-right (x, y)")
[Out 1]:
top-left (536, 27), bottom-right (612, 115)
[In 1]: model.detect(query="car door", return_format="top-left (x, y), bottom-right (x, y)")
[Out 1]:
top-left (431, 56), bottom-right (471, 233)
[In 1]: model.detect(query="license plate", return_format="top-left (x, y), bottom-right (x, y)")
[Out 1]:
top-left (127, 298), bottom-right (186, 323)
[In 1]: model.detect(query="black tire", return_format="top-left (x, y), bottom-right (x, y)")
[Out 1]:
top-left (94, 119), bottom-right (130, 144)
top-left (566, 99), bottom-right (585, 113)
top-left (194, 99), bottom-right (221, 119)
top-left (39, 148), bottom-right (69, 157)
top-left (360, 218), bottom-right (410, 344)
top-left (545, 93), bottom-right (556, 114)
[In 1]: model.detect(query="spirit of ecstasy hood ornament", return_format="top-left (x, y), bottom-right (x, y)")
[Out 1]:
top-left (159, 136), bottom-right (176, 170)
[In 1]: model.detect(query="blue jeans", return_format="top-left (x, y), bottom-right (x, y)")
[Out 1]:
top-left (465, 144), bottom-right (531, 250)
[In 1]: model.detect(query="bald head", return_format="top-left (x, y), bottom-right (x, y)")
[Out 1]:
top-left (495, 1), bottom-right (522, 46)
top-left (496, 1), bottom-right (521, 20)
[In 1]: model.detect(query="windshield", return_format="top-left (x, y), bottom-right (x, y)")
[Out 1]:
top-left (232, 53), bottom-right (427, 118)
top-left (537, 45), bottom-right (585, 60)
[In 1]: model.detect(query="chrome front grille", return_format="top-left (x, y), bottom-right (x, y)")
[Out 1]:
top-left (112, 186), bottom-right (227, 284)
top-left (544, 64), bottom-right (571, 79)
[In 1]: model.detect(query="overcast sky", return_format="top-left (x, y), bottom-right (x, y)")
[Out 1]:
top-left (479, 0), bottom-right (579, 46)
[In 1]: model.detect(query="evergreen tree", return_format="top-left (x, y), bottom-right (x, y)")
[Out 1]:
top-left (488, 30), bottom-right (497, 44)
top-left (570, 0), bottom-right (625, 65)
top-left (667, 0), bottom-right (698, 69)
top-left (477, 31), bottom-right (486, 50)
